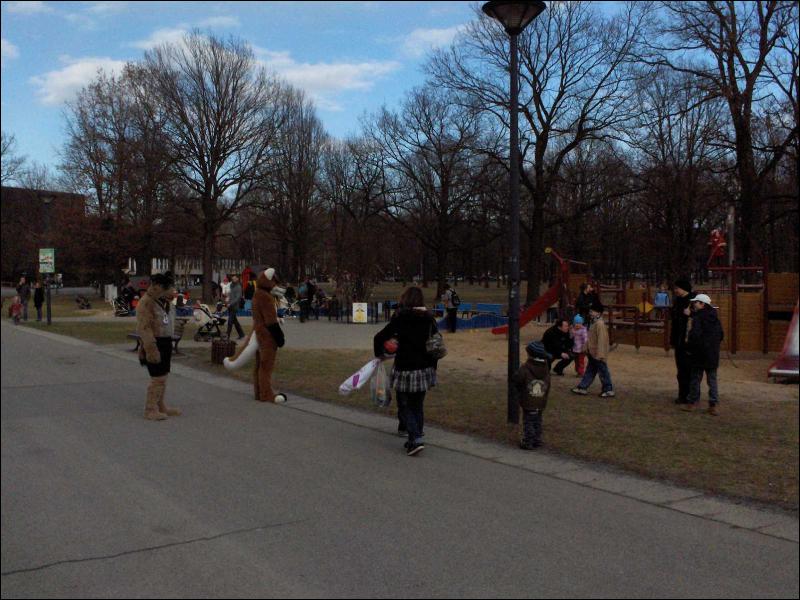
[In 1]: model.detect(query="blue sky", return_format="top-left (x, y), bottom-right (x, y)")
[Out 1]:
top-left (1, 0), bottom-right (477, 174)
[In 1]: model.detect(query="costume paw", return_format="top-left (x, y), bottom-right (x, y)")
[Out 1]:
top-left (274, 394), bottom-right (288, 403)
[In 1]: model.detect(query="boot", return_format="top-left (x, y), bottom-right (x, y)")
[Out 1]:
top-left (153, 376), bottom-right (181, 416)
top-left (144, 380), bottom-right (167, 421)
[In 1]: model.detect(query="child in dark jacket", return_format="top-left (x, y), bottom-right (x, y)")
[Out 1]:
top-left (682, 293), bottom-right (724, 416)
top-left (511, 341), bottom-right (552, 449)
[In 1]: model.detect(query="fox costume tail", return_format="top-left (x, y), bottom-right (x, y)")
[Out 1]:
top-left (223, 332), bottom-right (259, 370)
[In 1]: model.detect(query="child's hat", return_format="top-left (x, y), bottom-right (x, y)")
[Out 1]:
top-left (693, 293), bottom-right (713, 306)
top-left (573, 315), bottom-right (584, 325)
top-left (526, 341), bottom-right (552, 360)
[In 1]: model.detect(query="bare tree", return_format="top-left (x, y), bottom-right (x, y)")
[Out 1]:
top-left (645, 0), bottom-right (799, 264)
top-left (368, 86), bottom-right (490, 294)
top-left (143, 32), bottom-right (284, 300)
top-left (256, 87), bottom-right (326, 283)
top-left (1, 131), bottom-right (26, 184)
top-left (318, 136), bottom-right (392, 299)
top-left (625, 70), bottom-right (730, 277)
top-left (428, 1), bottom-right (650, 301)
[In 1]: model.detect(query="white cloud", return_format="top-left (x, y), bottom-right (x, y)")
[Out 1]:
top-left (130, 27), bottom-right (189, 50)
top-left (85, 1), bottom-right (129, 14)
top-left (196, 15), bottom-right (240, 28)
top-left (30, 56), bottom-right (128, 105)
top-left (255, 48), bottom-right (400, 111)
top-left (401, 25), bottom-right (466, 58)
top-left (5, 1), bottom-right (53, 14)
top-left (1, 38), bottom-right (20, 68)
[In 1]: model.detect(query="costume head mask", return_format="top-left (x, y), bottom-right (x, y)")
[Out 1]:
top-left (257, 268), bottom-right (285, 298)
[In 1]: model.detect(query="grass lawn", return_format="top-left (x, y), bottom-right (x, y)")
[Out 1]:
top-left (3, 292), bottom-right (109, 319)
top-left (180, 344), bottom-right (799, 511)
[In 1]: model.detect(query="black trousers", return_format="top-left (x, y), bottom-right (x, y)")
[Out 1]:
top-left (674, 346), bottom-right (692, 403)
top-left (446, 308), bottom-right (458, 333)
top-left (227, 308), bottom-right (244, 338)
top-left (553, 353), bottom-right (575, 374)
top-left (396, 391), bottom-right (425, 442)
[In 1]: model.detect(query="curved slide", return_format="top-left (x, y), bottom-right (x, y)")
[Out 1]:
top-left (769, 301), bottom-right (799, 380)
top-left (491, 283), bottom-right (561, 335)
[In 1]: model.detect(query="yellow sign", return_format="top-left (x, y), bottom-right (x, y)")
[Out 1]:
top-left (637, 301), bottom-right (654, 314)
top-left (353, 302), bottom-right (368, 324)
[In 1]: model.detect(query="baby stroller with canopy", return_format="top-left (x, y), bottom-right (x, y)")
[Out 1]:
top-left (113, 296), bottom-right (131, 316)
top-left (192, 302), bottom-right (226, 341)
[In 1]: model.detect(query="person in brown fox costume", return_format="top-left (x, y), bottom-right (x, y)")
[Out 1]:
top-left (224, 268), bottom-right (287, 403)
top-left (137, 273), bottom-right (182, 420)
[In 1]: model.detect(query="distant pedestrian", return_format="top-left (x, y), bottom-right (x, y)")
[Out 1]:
top-left (511, 341), bottom-right (552, 449)
top-left (571, 302), bottom-right (615, 397)
top-left (441, 283), bottom-right (459, 333)
top-left (670, 278), bottom-right (696, 404)
top-left (373, 286), bottom-right (439, 456)
top-left (226, 274), bottom-right (245, 340)
top-left (15, 276), bottom-right (30, 322)
top-left (575, 282), bottom-right (600, 323)
top-left (682, 294), bottom-right (724, 416)
top-left (33, 281), bottom-right (45, 321)
top-left (653, 281), bottom-right (671, 319)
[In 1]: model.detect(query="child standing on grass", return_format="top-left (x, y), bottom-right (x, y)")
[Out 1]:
top-left (512, 341), bottom-right (552, 450)
top-left (571, 303), bottom-right (615, 398)
top-left (10, 295), bottom-right (23, 325)
top-left (572, 315), bottom-right (588, 377)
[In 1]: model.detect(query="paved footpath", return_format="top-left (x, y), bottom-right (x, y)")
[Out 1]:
top-left (1, 322), bottom-right (798, 599)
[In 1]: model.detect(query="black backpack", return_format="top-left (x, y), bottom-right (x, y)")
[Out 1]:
top-left (450, 290), bottom-right (461, 307)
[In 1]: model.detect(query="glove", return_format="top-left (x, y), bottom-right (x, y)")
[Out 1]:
top-left (145, 346), bottom-right (161, 364)
top-left (267, 323), bottom-right (285, 348)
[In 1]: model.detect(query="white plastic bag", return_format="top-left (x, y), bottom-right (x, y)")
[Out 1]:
top-left (370, 362), bottom-right (392, 408)
top-left (339, 358), bottom-right (381, 395)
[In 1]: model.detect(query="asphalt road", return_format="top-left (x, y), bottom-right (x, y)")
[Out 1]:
top-left (1, 323), bottom-right (798, 599)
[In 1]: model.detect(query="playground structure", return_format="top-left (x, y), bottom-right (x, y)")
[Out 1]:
top-left (769, 302), bottom-right (799, 381)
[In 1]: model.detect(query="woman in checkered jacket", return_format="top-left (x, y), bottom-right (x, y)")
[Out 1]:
top-left (374, 286), bottom-right (439, 456)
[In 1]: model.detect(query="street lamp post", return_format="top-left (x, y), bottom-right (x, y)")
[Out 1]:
top-left (481, 0), bottom-right (546, 424)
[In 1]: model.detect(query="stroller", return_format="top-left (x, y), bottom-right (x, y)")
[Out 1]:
top-left (193, 302), bottom-right (226, 341)
top-left (113, 297), bottom-right (131, 317)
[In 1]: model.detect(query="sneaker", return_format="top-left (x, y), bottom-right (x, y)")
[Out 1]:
top-left (406, 442), bottom-right (425, 456)
top-left (571, 387), bottom-right (588, 395)
top-left (397, 426), bottom-right (408, 437)
top-left (600, 390), bottom-right (615, 398)
top-left (707, 405), bottom-right (719, 416)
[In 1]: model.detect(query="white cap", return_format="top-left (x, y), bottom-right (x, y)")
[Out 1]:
top-left (693, 293), bottom-right (712, 306)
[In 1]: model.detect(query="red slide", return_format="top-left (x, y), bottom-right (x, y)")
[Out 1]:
top-left (491, 283), bottom-right (561, 335)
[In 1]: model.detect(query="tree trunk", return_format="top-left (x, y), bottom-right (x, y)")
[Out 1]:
top-left (202, 225), bottom-right (214, 303)
top-left (525, 199), bottom-right (545, 303)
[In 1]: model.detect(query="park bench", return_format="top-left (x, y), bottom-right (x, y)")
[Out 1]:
top-left (128, 317), bottom-right (188, 355)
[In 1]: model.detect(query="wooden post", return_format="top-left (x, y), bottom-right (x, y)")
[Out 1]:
top-left (634, 307), bottom-right (640, 351)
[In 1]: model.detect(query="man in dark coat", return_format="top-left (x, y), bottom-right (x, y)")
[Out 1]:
top-left (575, 282), bottom-right (600, 322)
top-left (541, 319), bottom-right (574, 375)
top-left (670, 277), bottom-right (696, 404)
top-left (682, 294), bottom-right (724, 415)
